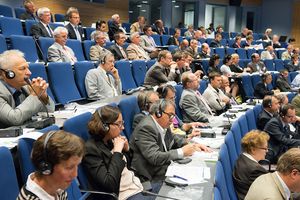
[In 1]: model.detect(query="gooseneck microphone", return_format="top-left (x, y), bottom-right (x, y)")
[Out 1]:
top-left (216, 98), bottom-right (232, 135)
top-left (24, 77), bottom-right (55, 129)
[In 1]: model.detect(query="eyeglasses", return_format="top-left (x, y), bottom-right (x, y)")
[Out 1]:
top-left (257, 147), bottom-right (268, 151)
top-left (111, 120), bottom-right (124, 129)
top-left (163, 111), bottom-right (175, 120)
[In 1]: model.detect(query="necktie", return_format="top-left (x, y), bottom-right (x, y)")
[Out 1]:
top-left (196, 91), bottom-right (213, 115)
top-left (164, 131), bottom-right (172, 150)
top-left (119, 46), bottom-right (127, 59)
top-left (63, 46), bottom-right (77, 63)
top-left (74, 26), bottom-right (82, 42)
top-left (13, 90), bottom-right (22, 107)
top-left (47, 25), bottom-right (53, 37)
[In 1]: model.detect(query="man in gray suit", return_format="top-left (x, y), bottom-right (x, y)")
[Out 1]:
top-left (130, 99), bottom-right (210, 182)
top-left (0, 50), bottom-right (55, 128)
top-left (85, 53), bottom-right (122, 100)
top-left (245, 148), bottom-right (300, 200)
top-left (140, 25), bottom-right (159, 58)
top-left (180, 72), bottom-right (213, 123)
top-left (89, 31), bottom-right (111, 61)
top-left (127, 32), bottom-right (150, 60)
top-left (48, 27), bottom-right (77, 64)
top-left (144, 50), bottom-right (181, 86)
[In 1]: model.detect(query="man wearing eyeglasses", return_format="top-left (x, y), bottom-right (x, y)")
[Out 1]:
top-left (264, 104), bottom-right (300, 164)
top-left (245, 148), bottom-right (300, 200)
top-left (65, 7), bottom-right (85, 41)
top-left (130, 99), bottom-right (210, 183)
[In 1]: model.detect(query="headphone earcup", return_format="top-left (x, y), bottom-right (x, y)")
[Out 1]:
top-left (102, 123), bottom-right (110, 132)
top-left (155, 110), bottom-right (162, 118)
top-left (6, 70), bottom-right (15, 79)
top-left (39, 160), bottom-right (53, 175)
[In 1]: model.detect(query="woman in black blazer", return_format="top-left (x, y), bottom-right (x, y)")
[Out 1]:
top-left (83, 105), bottom-right (158, 200)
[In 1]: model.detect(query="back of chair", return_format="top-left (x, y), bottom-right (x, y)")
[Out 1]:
top-left (66, 39), bottom-right (85, 61)
top-left (174, 85), bottom-right (183, 120)
top-left (38, 37), bottom-right (55, 61)
top-left (10, 35), bottom-right (39, 62)
top-left (0, 146), bottom-right (19, 200)
top-left (131, 60), bottom-right (147, 87)
top-left (0, 16), bottom-right (24, 37)
top-left (114, 60), bottom-right (137, 91)
top-left (225, 130), bottom-right (238, 169)
top-left (74, 61), bottom-right (95, 97)
top-left (18, 138), bottom-right (36, 183)
top-left (231, 121), bottom-right (242, 155)
top-left (214, 161), bottom-right (231, 200)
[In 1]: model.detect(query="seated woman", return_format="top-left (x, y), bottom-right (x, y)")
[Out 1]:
top-left (83, 105), bottom-right (159, 200)
top-left (233, 130), bottom-right (269, 200)
top-left (18, 130), bottom-right (85, 199)
top-left (207, 54), bottom-right (221, 75)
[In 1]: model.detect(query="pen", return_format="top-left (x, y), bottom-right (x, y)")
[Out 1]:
top-left (173, 175), bottom-right (188, 182)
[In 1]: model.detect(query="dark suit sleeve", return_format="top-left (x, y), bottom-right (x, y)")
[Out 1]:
top-left (254, 82), bottom-right (274, 98)
top-left (30, 24), bottom-right (41, 37)
top-left (150, 66), bottom-right (169, 83)
top-left (82, 141), bottom-right (126, 194)
top-left (132, 113), bottom-right (145, 131)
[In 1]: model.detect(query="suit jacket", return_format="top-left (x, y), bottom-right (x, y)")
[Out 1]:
top-left (202, 84), bottom-right (228, 114)
top-left (198, 51), bottom-right (210, 59)
top-left (30, 22), bottom-right (53, 38)
top-left (89, 44), bottom-right (111, 61)
top-left (260, 50), bottom-right (277, 60)
top-left (254, 81), bottom-right (274, 99)
top-left (126, 43), bottom-right (150, 60)
top-left (109, 44), bottom-right (127, 61)
top-left (209, 39), bottom-right (222, 48)
top-left (140, 35), bottom-right (157, 53)
top-left (179, 89), bottom-right (211, 123)
top-left (129, 116), bottom-right (186, 182)
top-left (245, 173), bottom-right (286, 200)
top-left (167, 36), bottom-right (179, 46)
top-left (151, 25), bottom-right (166, 35)
top-left (247, 61), bottom-right (267, 73)
top-left (144, 62), bottom-right (180, 86)
top-left (65, 23), bottom-right (85, 41)
top-left (130, 22), bottom-right (142, 33)
top-left (0, 80), bottom-right (55, 128)
top-left (230, 64), bottom-right (243, 73)
top-left (233, 154), bottom-right (268, 200)
top-left (20, 11), bottom-right (37, 20)
top-left (185, 46), bottom-right (198, 58)
top-left (276, 76), bottom-right (291, 92)
top-left (82, 136), bottom-right (126, 196)
top-left (47, 42), bottom-right (77, 63)
top-left (132, 112), bottom-right (147, 131)
top-left (232, 43), bottom-right (242, 48)
top-left (85, 67), bottom-right (122, 99)
top-left (285, 61), bottom-right (300, 72)
top-left (264, 116), bottom-right (300, 163)
top-left (257, 109), bottom-right (274, 130)
top-left (108, 21), bottom-right (121, 41)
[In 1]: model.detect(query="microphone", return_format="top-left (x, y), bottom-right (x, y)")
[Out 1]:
top-left (24, 77), bottom-right (55, 129)
top-left (216, 99), bottom-right (232, 134)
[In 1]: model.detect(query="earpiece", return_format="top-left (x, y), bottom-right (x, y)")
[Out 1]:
top-left (97, 108), bottom-right (110, 132)
top-left (155, 99), bottom-right (165, 118)
top-left (38, 131), bottom-right (56, 175)
top-left (0, 68), bottom-right (15, 79)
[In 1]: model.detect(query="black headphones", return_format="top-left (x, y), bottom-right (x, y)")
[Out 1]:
top-left (263, 96), bottom-right (273, 108)
top-left (279, 105), bottom-right (289, 117)
top-left (0, 68), bottom-right (15, 79)
top-left (97, 108), bottom-right (110, 132)
top-left (155, 99), bottom-right (166, 118)
top-left (38, 131), bottom-right (57, 175)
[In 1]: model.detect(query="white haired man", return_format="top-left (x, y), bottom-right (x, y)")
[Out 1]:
top-left (30, 7), bottom-right (53, 38)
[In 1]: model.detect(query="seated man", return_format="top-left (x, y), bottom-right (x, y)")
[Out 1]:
top-left (180, 72), bottom-right (214, 123)
top-left (47, 27), bottom-right (77, 64)
top-left (30, 7), bottom-right (53, 38)
top-left (130, 15), bottom-right (145, 33)
top-left (132, 90), bottom-right (159, 130)
top-left (20, 0), bottom-right (37, 21)
top-left (0, 50), bottom-right (54, 128)
top-left (257, 95), bottom-right (280, 130)
top-left (245, 148), bottom-right (300, 200)
top-left (126, 32), bottom-right (150, 60)
top-left (209, 33), bottom-right (223, 48)
top-left (260, 45), bottom-right (277, 60)
top-left (202, 72), bottom-right (230, 115)
top-left (286, 54), bottom-right (300, 72)
top-left (144, 50), bottom-right (181, 86)
top-left (247, 53), bottom-right (267, 74)
top-left (254, 73), bottom-right (279, 99)
top-left (109, 32), bottom-right (128, 61)
top-left (264, 104), bottom-right (300, 164)
top-left (198, 43), bottom-right (211, 59)
top-left (140, 25), bottom-right (159, 58)
top-left (130, 99), bottom-right (210, 182)
top-left (281, 44), bottom-right (293, 60)
top-left (65, 7), bottom-right (85, 41)
top-left (220, 75), bottom-right (239, 104)
top-left (89, 31), bottom-right (111, 61)
top-left (85, 53), bottom-right (122, 100)
top-left (276, 69), bottom-right (291, 92)
top-left (185, 39), bottom-right (199, 59)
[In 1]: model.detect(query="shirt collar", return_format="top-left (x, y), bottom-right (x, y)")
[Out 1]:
top-left (150, 115), bottom-right (165, 134)
top-left (275, 171), bottom-right (290, 200)
top-left (1, 80), bottom-right (17, 94)
top-left (243, 152), bottom-right (258, 163)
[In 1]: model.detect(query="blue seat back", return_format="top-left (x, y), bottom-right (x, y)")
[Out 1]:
top-left (39, 124), bottom-right (60, 133)
top-left (39, 37), bottom-right (55, 61)
top-left (168, 45), bottom-right (178, 53)
top-left (63, 112), bottom-right (92, 141)
top-left (114, 60), bottom-right (137, 91)
top-left (161, 35), bottom-right (170, 46)
top-left (0, 17), bottom-right (23, 37)
top-left (66, 39), bottom-right (85, 61)
top-left (73, 61), bottom-right (95, 98)
top-left (25, 19), bottom-right (37, 35)
top-left (84, 27), bottom-right (96, 40)
top-left (118, 96), bottom-right (139, 140)
top-left (225, 130), bottom-right (238, 169)
top-left (214, 48), bottom-right (225, 59)
top-left (131, 60), bottom-right (147, 86)
top-left (199, 79), bottom-right (208, 94)
top-left (264, 59), bottom-right (275, 71)
top-left (241, 75), bottom-right (254, 98)
top-left (221, 32), bottom-right (230, 40)
top-left (214, 161), bottom-right (231, 200)
top-left (0, 34), bottom-right (7, 53)
top-left (14, 7), bottom-right (26, 18)
top-left (231, 121), bottom-right (242, 154)
top-left (251, 74), bottom-right (261, 88)
top-left (121, 22), bottom-right (131, 32)
top-left (226, 47), bottom-right (235, 55)
top-left (219, 144), bottom-right (238, 200)
top-left (82, 40), bottom-right (95, 60)
top-left (238, 115), bottom-right (249, 137)
top-left (274, 59), bottom-right (285, 71)
top-left (29, 63), bottom-right (56, 102)
top-left (151, 34), bottom-right (161, 46)
top-left (47, 62), bottom-right (82, 104)
top-left (174, 85), bottom-right (183, 120)
top-left (10, 35), bottom-right (39, 62)
top-left (247, 49), bottom-right (256, 59)
top-left (236, 48), bottom-right (247, 59)
top-left (0, 5), bottom-right (13, 17)
top-left (245, 109), bottom-right (256, 130)
top-left (146, 59), bottom-right (156, 70)
top-left (54, 13), bottom-right (65, 22)
top-left (214, 187), bottom-right (222, 200)
top-left (290, 71), bottom-right (299, 83)
top-left (0, 146), bottom-right (19, 200)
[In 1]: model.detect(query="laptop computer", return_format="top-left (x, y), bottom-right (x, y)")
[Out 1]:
top-left (279, 35), bottom-right (288, 43)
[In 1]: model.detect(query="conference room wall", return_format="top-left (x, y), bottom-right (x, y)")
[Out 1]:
top-left (32, 0), bottom-right (129, 27)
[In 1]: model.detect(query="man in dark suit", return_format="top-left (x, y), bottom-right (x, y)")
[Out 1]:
top-left (198, 43), bottom-right (211, 59)
top-left (264, 104), bottom-right (300, 164)
top-left (30, 7), bottom-right (53, 38)
top-left (257, 95), bottom-right (280, 130)
top-left (65, 8), bottom-right (85, 41)
top-left (144, 50), bottom-right (181, 86)
top-left (109, 32), bottom-right (128, 61)
top-left (20, 0), bottom-right (37, 20)
top-left (130, 99), bottom-right (210, 182)
top-left (276, 69), bottom-right (291, 92)
top-left (254, 73), bottom-right (279, 99)
top-left (209, 33), bottom-right (222, 48)
top-left (108, 14), bottom-right (125, 41)
top-left (152, 19), bottom-right (166, 35)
